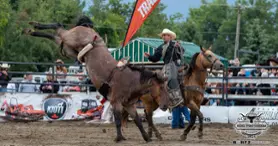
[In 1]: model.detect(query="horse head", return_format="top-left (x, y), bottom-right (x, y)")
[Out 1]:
top-left (199, 46), bottom-right (224, 71)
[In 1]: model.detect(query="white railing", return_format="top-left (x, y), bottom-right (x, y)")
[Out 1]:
top-left (207, 78), bottom-right (278, 84)
top-left (205, 94), bottom-right (278, 100)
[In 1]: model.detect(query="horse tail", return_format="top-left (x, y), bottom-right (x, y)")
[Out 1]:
top-left (121, 110), bottom-right (129, 128)
top-left (60, 41), bottom-right (64, 56)
top-left (59, 41), bottom-right (69, 58)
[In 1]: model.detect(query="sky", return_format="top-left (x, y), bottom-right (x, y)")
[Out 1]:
top-left (85, 0), bottom-right (236, 19)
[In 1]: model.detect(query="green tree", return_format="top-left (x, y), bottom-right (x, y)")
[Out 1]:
top-left (1, 0), bottom-right (84, 71)
top-left (241, 19), bottom-right (271, 64)
top-left (88, 0), bottom-right (129, 48)
top-left (0, 0), bottom-right (11, 46)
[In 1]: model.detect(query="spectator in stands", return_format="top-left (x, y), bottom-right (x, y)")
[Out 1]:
top-left (40, 72), bottom-right (59, 93)
top-left (234, 70), bottom-right (247, 106)
top-left (229, 58), bottom-right (241, 76)
top-left (55, 59), bottom-right (67, 79)
top-left (0, 63), bottom-right (11, 93)
top-left (257, 72), bottom-right (271, 96)
top-left (63, 70), bottom-right (86, 92)
top-left (269, 68), bottom-right (276, 77)
top-left (19, 73), bottom-right (38, 93)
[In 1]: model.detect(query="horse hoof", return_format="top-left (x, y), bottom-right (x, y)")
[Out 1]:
top-left (145, 138), bottom-right (152, 143)
top-left (29, 21), bottom-right (39, 26)
top-left (198, 133), bottom-right (203, 139)
top-left (114, 136), bottom-right (126, 142)
top-left (180, 134), bottom-right (187, 141)
top-left (156, 134), bottom-right (163, 141)
top-left (143, 135), bottom-right (152, 142)
top-left (22, 28), bottom-right (34, 35)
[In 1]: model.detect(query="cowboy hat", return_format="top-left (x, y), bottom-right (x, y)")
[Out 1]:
top-left (0, 63), bottom-right (10, 68)
top-left (56, 59), bottom-right (64, 64)
top-left (159, 28), bottom-right (176, 39)
top-left (267, 57), bottom-right (278, 64)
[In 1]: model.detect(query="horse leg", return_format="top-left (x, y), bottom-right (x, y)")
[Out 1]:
top-left (180, 110), bottom-right (197, 141)
top-left (22, 29), bottom-right (62, 44)
top-left (196, 106), bottom-right (204, 139)
top-left (145, 108), bottom-right (163, 140)
top-left (124, 105), bottom-right (151, 142)
top-left (180, 100), bottom-right (199, 141)
top-left (144, 109), bottom-right (153, 138)
top-left (112, 103), bottom-right (126, 142)
top-left (29, 22), bottom-right (65, 30)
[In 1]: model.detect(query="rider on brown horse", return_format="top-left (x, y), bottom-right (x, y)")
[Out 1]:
top-left (144, 29), bottom-right (186, 108)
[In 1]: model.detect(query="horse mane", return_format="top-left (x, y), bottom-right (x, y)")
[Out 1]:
top-left (187, 52), bottom-right (200, 77)
top-left (127, 64), bottom-right (163, 84)
top-left (75, 15), bottom-right (94, 28)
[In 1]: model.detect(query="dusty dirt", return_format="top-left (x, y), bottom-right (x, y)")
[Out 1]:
top-left (0, 121), bottom-right (277, 146)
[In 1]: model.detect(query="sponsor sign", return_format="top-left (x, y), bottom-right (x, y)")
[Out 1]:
top-left (229, 106), bottom-right (278, 126)
top-left (234, 108), bottom-right (268, 139)
top-left (43, 97), bottom-right (68, 120)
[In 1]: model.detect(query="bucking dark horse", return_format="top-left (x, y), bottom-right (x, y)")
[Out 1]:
top-left (23, 16), bottom-right (169, 142)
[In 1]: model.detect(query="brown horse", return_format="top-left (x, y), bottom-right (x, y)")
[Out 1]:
top-left (121, 80), bottom-right (164, 140)
top-left (180, 46), bottom-right (224, 140)
top-left (23, 17), bottom-right (169, 142)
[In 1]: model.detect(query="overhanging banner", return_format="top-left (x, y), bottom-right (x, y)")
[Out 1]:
top-left (122, 0), bottom-right (161, 47)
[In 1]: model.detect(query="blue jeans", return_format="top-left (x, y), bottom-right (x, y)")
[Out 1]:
top-left (172, 106), bottom-right (190, 128)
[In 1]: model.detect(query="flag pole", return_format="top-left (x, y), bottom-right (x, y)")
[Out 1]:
top-left (121, 0), bottom-right (139, 49)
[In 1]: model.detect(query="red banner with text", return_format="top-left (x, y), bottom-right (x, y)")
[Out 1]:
top-left (123, 0), bottom-right (160, 47)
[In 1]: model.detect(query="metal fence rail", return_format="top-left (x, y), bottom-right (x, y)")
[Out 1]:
top-left (0, 61), bottom-right (278, 102)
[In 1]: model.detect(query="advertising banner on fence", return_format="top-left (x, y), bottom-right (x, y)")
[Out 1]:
top-left (0, 92), bottom-right (101, 122)
top-left (152, 106), bottom-right (229, 124)
top-left (229, 106), bottom-right (278, 126)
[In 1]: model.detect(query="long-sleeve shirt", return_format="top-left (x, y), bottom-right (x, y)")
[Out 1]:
top-left (19, 80), bottom-right (38, 93)
top-left (148, 41), bottom-right (184, 64)
top-left (0, 72), bottom-right (11, 87)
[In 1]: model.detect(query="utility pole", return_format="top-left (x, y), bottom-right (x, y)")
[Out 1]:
top-left (234, 5), bottom-right (241, 59)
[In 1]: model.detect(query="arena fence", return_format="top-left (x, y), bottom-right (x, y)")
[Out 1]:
top-left (0, 61), bottom-right (277, 103)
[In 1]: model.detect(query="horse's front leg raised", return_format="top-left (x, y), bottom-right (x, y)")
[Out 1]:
top-left (124, 105), bottom-right (151, 142)
top-left (22, 29), bottom-right (62, 45)
top-left (180, 100), bottom-right (199, 141)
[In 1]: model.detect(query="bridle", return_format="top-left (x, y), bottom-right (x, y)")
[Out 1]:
top-left (200, 50), bottom-right (219, 74)
top-left (183, 50), bottom-right (220, 95)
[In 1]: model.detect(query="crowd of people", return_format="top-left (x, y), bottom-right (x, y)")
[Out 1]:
top-left (0, 59), bottom-right (95, 94)
top-left (205, 58), bottom-right (278, 106)
top-left (1, 57), bottom-right (278, 107)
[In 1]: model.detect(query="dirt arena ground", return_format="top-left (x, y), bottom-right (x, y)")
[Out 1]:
top-left (0, 121), bottom-right (277, 146)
